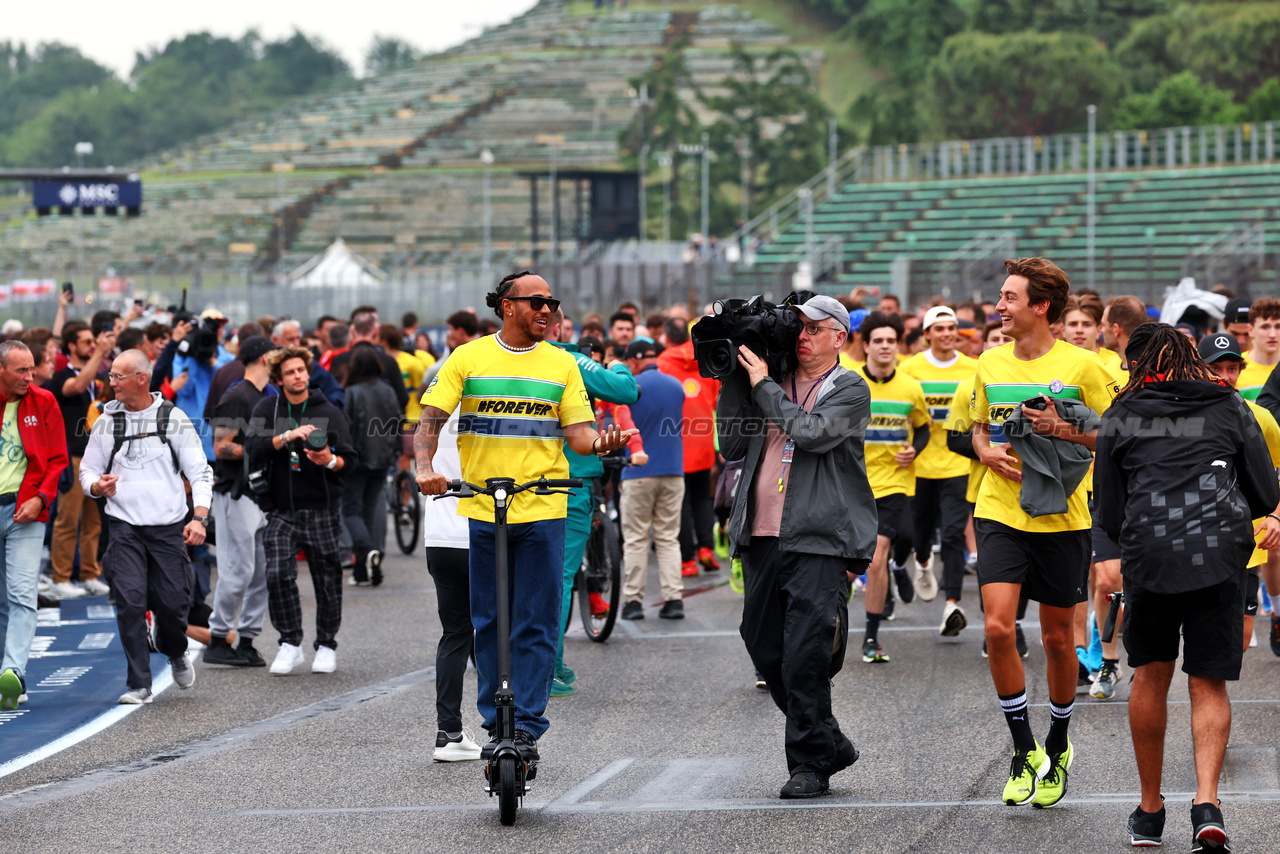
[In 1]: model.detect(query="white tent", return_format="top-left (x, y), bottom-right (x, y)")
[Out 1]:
top-left (289, 238), bottom-right (387, 288)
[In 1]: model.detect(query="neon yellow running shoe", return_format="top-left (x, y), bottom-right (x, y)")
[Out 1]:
top-left (1031, 739), bottom-right (1073, 808)
top-left (1002, 742), bottom-right (1049, 806)
top-left (729, 558), bottom-right (745, 594)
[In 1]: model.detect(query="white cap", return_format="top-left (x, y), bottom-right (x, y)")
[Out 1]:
top-left (922, 306), bottom-right (958, 330)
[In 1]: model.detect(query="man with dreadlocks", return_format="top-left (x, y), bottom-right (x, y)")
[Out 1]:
top-left (1096, 322), bottom-right (1279, 851)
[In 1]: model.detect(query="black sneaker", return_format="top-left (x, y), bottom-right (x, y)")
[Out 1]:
top-left (1270, 616), bottom-right (1280, 657)
top-left (1190, 801), bottom-right (1230, 852)
top-left (659, 600), bottom-right (684, 619)
top-left (203, 636), bottom-right (251, 667)
top-left (1128, 799), bottom-right (1165, 847)
top-left (1077, 658), bottom-right (1094, 691)
top-left (779, 770), bottom-right (830, 799)
top-left (621, 601), bottom-right (644, 620)
top-left (238, 639), bottom-right (267, 668)
top-left (861, 637), bottom-right (889, 663)
top-left (368, 549), bottom-right (384, 587)
top-left (481, 732), bottom-right (500, 761)
top-left (514, 729), bottom-right (539, 782)
top-left (882, 592), bottom-right (896, 621)
top-left (981, 639), bottom-right (989, 658)
top-left (892, 562), bottom-right (915, 604)
top-left (1015, 624), bottom-right (1029, 659)
top-left (833, 739), bottom-right (859, 777)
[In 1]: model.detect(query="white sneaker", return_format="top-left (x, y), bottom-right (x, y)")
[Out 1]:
top-left (914, 559), bottom-right (939, 602)
top-left (170, 653), bottom-right (195, 689)
top-left (37, 573), bottom-right (52, 592)
top-left (50, 581), bottom-right (87, 599)
top-left (118, 687), bottom-right (153, 704)
top-left (270, 643), bottom-right (305, 676)
top-left (939, 600), bottom-right (967, 637)
top-left (311, 645), bottom-right (336, 674)
top-left (433, 728), bottom-right (482, 761)
top-left (81, 578), bottom-right (110, 596)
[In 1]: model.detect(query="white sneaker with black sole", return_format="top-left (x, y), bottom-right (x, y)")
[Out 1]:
top-left (939, 601), bottom-right (967, 637)
top-left (433, 729), bottom-right (482, 761)
top-left (270, 643), bottom-right (305, 675)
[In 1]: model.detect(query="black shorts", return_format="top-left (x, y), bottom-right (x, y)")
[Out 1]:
top-left (1245, 569), bottom-right (1260, 616)
top-left (875, 494), bottom-right (907, 540)
top-left (1088, 498), bottom-right (1122, 563)
top-left (1123, 575), bottom-right (1245, 680)
top-left (974, 518), bottom-right (1090, 609)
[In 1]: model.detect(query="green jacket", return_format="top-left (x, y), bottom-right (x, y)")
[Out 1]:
top-left (552, 342), bottom-right (639, 478)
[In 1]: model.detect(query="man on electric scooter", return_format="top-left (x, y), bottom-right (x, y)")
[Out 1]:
top-left (717, 295), bottom-right (878, 799)
top-left (414, 271), bottom-right (634, 776)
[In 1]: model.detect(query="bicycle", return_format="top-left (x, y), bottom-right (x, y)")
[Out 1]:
top-left (387, 466), bottom-right (420, 555)
top-left (572, 456), bottom-right (630, 643)
top-left (432, 474), bottom-right (582, 826)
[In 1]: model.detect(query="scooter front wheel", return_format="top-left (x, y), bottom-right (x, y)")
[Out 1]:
top-left (497, 755), bottom-right (519, 825)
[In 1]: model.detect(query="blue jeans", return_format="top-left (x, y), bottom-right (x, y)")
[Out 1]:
top-left (468, 517), bottom-right (565, 739)
top-left (0, 514), bottom-right (48, 679)
top-left (558, 479), bottom-right (594, 671)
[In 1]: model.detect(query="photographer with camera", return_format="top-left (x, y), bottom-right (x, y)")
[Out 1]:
top-left (245, 345), bottom-right (356, 676)
top-left (170, 311), bottom-right (234, 465)
top-left (715, 294), bottom-right (877, 800)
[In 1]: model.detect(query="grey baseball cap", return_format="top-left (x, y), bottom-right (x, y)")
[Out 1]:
top-left (792, 295), bottom-right (850, 332)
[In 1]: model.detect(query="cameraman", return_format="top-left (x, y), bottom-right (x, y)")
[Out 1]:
top-left (716, 295), bottom-right (876, 800)
top-left (245, 345), bottom-right (356, 676)
top-left (171, 312), bottom-right (233, 464)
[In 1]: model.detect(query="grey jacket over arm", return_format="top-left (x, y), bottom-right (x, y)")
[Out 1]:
top-left (717, 365), bottom-right (877, 562)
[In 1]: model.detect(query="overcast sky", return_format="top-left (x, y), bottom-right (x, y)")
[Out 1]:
top-left (7, 1), bottom-right (540, 77)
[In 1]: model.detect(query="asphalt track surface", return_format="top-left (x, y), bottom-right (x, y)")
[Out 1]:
top-left (2, 549), bottom-right (1279, 853)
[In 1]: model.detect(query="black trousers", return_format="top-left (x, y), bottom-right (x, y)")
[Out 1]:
top-left (913, 476), bottom-right (971, 601)
top-left (891, 496), bottom-right (914, 567)
top-left (426, 546), bottom-right (473, 732)
top-left (741, 536), bottom-right (856, 777)
top-left (102, 519), bottom-right (192, 690)
top-left (679, 468), bottom-right (715, 560)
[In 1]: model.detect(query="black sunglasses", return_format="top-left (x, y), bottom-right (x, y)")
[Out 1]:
top-left (506, 295), bottom-right (561, 312)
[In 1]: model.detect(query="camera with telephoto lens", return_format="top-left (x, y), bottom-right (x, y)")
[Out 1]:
top-left (173, 311), bottom-right (220, 363)
top-left (691, 290), bottom-right (816, 380)
top-left (306, 429), bottom-right (328, 451)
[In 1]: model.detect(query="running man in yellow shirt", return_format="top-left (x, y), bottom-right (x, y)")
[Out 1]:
top-left (971, 258), bottom-right (1118, 808)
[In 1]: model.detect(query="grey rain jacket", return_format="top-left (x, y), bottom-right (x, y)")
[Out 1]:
top-left (1004, 398), bottom-right (1101, 518)
top-left (717, 365), bottom-right (876, 562)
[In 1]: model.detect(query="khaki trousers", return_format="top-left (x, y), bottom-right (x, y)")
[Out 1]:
top-left (620, 475), bottom-right (686, 604)
top-left (50, 456), bottom-right (101, 583)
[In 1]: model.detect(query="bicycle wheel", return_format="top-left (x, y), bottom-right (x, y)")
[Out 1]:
top-left (578, 513), bottom-right (621, 642)
top-left (497, 755), bottom-right (518, 826)
top-left (393, 470), bottom-right (420, 555)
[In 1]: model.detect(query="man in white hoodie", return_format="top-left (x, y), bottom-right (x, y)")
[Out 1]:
top-left (80, 350), bottom-right (214, 705)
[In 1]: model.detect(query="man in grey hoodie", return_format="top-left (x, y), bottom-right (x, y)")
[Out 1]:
top-left (81, 350), bottom-right (214, 705)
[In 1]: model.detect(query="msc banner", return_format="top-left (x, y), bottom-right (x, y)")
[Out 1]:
top-left (33, 178), bottom-right (142, 214)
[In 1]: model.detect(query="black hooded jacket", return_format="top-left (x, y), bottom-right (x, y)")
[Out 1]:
top-left (245, 389), bottom-right (357, 512)
top-left (1095, 379), bottom-right (1279, 594)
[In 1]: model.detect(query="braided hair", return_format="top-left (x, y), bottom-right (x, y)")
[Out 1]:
top-left (485, 270), bottom-right (533, 319)
top-left (1117, 322), bottom-right (1220, 399)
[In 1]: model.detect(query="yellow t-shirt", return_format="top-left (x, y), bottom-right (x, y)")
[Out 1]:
top-left (862, 367), bottom-right (931, 499)
top-left (1245, 399), bottom-right (1280, 568)
top-left (839, 353), bottom-right (864, 371)
top-left (971, 340), bottom-right (1119, 532)
top-left (1098, 348), bottom-right (1122, 373)
top-left (944, 375), bottom-right (986, 504)
top-left (414, 349), bottom-right (437, 371)
top-left (0, 401), bottom-right (26, 494)
top-left (421, 336), bottom-right (594, 524)
top-left (901, 350), bottom-right (978, 480)
top-left (395, 350), bottom-right (427, 424)
top-left (1238, 358), bottom-right (1276, 402)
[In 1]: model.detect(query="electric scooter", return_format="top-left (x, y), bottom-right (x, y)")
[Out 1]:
top-left (433, 475), bottom-right (581, 826)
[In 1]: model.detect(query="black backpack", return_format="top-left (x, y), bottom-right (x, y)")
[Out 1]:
top-left (104, 400), bottom-right (182, 475)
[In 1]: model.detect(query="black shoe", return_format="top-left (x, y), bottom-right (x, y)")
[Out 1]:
top-left (1077, 658), bottom-right (1093, 690)
top-left (1190, 801), bottom-right (1230, 852)
top-left (833, 740), bottom-right (860, 777)
top-left (1128, 798), bottom-right (1165, 848)
top-left (237, 639), bottom-right (267, 668)
top-left (203, 636), bottom-right (251, 667)
top-left (981, 639), bottom-right (989, 659)
top-left (1270, 616), bottom-right (1280, 657)
top-left (37, 593), bottom-right (59, 609)
top-left (368, 549), bottom-right (384, 587)
top-left (779, 770), bottom-right (830, 799)
top-left (481, 732), bottom-right (500, 761)
top-left (659, 600), bottom-right (684, 619)
top-left (514, 729), bottom-right (540, 781)
top-left (892, 563), bottom-right (915, 604)
top-left (754, 670), bottom-right (768, 690)
top-left (621, 601), bottom-right (644, 620)
top-left (1015, 624), bottom-right (1029, 659)
top-left (882, 592), bottom-right (896, 621)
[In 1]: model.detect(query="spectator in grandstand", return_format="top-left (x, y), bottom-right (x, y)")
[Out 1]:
top-left (1222, 297), bottom-right (1252, 352)
top-left (342, 348), bottom-right (400, 586)
top-left (1095, 323), bottom-right (1279, 852)
top-left (246, 345), bottom-right (356, 676)
top-left (657, 317), bottom-right (721, 576)
top-left (47, 321), bottom-right (114, 600)
top-left (0, 340), bottom-right (69, 710)
top-left (203, 336), bottom-right (277, 668)
top-left (329, 312), bottom-right (409, 411)
top-left (80, 350), bottom-right (211, 705)
top-left (271, 320), bottom-right (344, 408)
top-left (608, 312), bottom-right (637, 350)
top-left (320, 322), bottom-right (349, 372)
top-left (717, 294), bottom-right (874, 799)
top-left (618, 340), bottom-right (686, 621)
top-left (415, 271), bottom-right (633, 775)
top-left (545, 308), bottom-right (638, 695)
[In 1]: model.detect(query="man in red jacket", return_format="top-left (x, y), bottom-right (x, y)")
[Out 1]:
top-left (0, 340), bottom-right (69, 709)
top-left (656, 318), bottom-right (722, 575)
